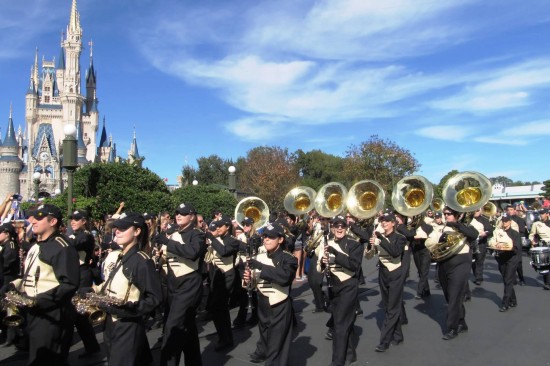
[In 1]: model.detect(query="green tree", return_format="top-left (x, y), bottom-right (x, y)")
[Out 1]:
top-left (171, 184), bottom-right (237, 219)
top-left (489, 176), bottom-right (513, 186)
top-left (293, 149), bottom-right (344, 189)
top-left (194, 155), bottom-right (235, 186)
top-left (435, 169), bottom-right (460, 199)
top-left (542, 179), bottom-right (550, 199)
top-left (238, 146), bottom-right (299, 210)
top-left (68, 162), bottom-right (172, 220)
top-left (342, 135), bottom-right (421, 195)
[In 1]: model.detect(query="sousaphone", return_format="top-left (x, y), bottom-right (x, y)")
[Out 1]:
top-left (391, 175), bottom-right (434, 217)
top-left (234, 196), bottom-right (270, 230)
top-left (346, 180), bottom-right (385, 219)
top-left (314, 182), bottom-right (347, 217)
top-left (283, 186), bottom-right (316, 215)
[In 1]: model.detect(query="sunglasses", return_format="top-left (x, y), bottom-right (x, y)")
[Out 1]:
top-left (333, 224), bottom-right (346, 229)
top-left (262, 234), bottom-right (279, 240)
top-left (443, 212), bottom-right (453, 216)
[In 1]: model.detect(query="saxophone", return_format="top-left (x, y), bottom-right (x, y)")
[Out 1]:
top-left (2, 267), bottom-right (40, 327)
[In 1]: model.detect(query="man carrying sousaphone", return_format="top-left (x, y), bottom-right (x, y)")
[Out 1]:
top-left (425, 206), bottom-right (478, 341)
top-left (488, 213), bottom-right (521, 312)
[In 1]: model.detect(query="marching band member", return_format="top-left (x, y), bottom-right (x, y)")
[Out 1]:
top-left (372, 212), bottom-right (406, 352)
top-left (469, 209), bottom-right (493, 286)
top-left (154, 203), bottom-right (206, 366)
top-left (489, 213), bottom-right (521, 311)
top-left (425, 206), bottom-right (478, 340)
top-left (505, 205), bottom-right (527, 286)
top-left (205, 215), bottom-right (241, 351)
top-left (0, 222), bottom-right (20, 347)
top-left (245, 222), bottom-right (297, 365)
top-left (68, 209), bottom-right (101, 358)
top-left (413, 214), bottom-right (437, 299)
top-left (529, 208), bottom-right (550, 290)
top-left (305, 215), bottom-right (328, 313)
top-left (1, 204), bottom-right (80, 365)
top-left (98, 212), bottom-right (162, 366)
top-left (394, 212), bottom-right (415, 324)
top-left (322, 215), bottom-right (362, 365)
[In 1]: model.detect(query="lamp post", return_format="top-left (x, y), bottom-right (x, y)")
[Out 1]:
top-left (228, 165), bottom-right (237, 199)
top-left (33, 171), bottom-right (41, 202)
top-left (192, 179), bottom-right (199, 186)
top-left (62, 124), bottom-right (78, 218)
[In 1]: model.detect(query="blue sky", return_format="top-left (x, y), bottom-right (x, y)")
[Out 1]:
top-left (1, 0), bottom-right (549, 185)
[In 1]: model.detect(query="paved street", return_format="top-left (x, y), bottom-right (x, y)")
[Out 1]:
top-left (1, 251), bottom-right (549, 366)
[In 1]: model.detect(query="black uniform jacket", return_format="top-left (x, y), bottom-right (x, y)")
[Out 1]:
top-left (254, 246), bottom-right (297, 287)
top-left (107, 246), bottom-right (162, 318)
top-left (378, 231), bottom-right (406, 259)
top-left (331, 236), bottom-right (363, 276)
top-left (71, 229), bottom-right (95, 265)
top-left (34, 232), bottom-right (80, 310)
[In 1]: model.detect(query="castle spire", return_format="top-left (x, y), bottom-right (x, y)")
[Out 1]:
top-left (3, 106), bottom-right (18, 147)
top-left (128, 127), bottom-right (140, 160)
top-left (69, 0), bottom-right (82, 34)
top-left (33, 47), bottom-right (39, 90)
top-left (98, 116), bottom-right (108, 147)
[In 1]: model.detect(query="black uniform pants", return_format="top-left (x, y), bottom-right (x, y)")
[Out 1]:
top-left (472, 242), bottom-right (488, 282)
top-left (543, 272), bottom-right (550, 286)
top-left (497, 255), bottom-right (518, 306)
top-left (75, 266), bottom-right (100, 353)
top-left (255, 295), bottom-right (294, 366)
top-left (104, 316), bottom-right (152, 366)
top-left (26, 305), bottom-right (75, 366)
top-left (327, 276), bottom-right (358, 366)
top-left (161, 272), bottom-right (203, 366)
top-left (438, 252), bottom-right (471, 332)
top-left (207, 268), bottom-right (234, 345)
top-left (515, 245), bottom-right (525, 282)
top-left (379, 266), bottom-right (404, 346)
top-left (307, 254), bottom-right (326, 310)
top-left (412, 245), bottom-right (431, 296)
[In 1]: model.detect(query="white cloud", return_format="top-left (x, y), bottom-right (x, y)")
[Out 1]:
top-left (415, 125), bottom-right (473, 141)
top-left (473, 136), bottom-right (528, 146)
top-left (500, 120), bottom-right (550, 137)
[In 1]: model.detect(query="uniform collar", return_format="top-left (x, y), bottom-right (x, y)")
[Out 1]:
top-left (267, 245), bottom-right (283, 259)
top-left (120, 245), bottom-right (139, 263)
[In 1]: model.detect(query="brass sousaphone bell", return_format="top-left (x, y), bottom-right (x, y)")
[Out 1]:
top-left (314, 182), bottom-right (348, 218)
top-left (346, 180), bottom-right (385, 219)
top-left (391, 175), bottom-right (434, 217)
top-left (442, 171), bottom-right (492, 213)
top-left (283, 186), bottom-right (316, 215)
top-left (234, 196), bottom-right (270, 229)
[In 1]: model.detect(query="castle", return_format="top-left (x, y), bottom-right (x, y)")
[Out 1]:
top-left (0, 0), bottom-right (140, 201)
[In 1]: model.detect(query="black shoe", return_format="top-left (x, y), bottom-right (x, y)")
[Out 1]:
top-left (414, 295), bottom-right (422, 300)
top-left (519, 281), bottom-right (525, 286)
top-left (457, 323), bottom-right (468, 333)
top-left (313, 308), bottom-right (325, 313)
top-left (325, 329), bottom-right (333, 340)
top-left (499, 305), bottom-right (509, 312)
top-left (464, 296), bottom-right (471, 302)
top-left (543, 284), bottom-right (550, 291)
top-left (474, 280), bottom-right (481, 285)
top-left (249, 352), bottom-right (266, 363)
top-left (214, 341), bottom-right (234, 351)
top-left (355, 308), bottom-right (363, 316)
top-left (442, 330), bottom-right (458, 340)
top-left (509, 301), bottom-right (517, 308)
top-left (375, 343), bottom-right (389, 352)
top-left (1, 341), bottom-right (14, 348)
top-left (391, 339), bottom-right (403, 346)
top-left (78, 349), bottom-right (101, 359)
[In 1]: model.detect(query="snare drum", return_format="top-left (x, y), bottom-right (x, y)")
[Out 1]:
top-left (529, 247), bottom-right (550, 274)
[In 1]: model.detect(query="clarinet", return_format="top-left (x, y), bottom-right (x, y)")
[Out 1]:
top-left (323, 231), bottom-right (333, 289)
top-left (245, 236), bottom-right (259, 311)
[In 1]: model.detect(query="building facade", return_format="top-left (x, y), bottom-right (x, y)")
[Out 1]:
top-left (0, 0), bottom-right (140, 201)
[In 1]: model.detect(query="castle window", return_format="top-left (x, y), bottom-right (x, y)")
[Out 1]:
top-left (44, 86), bottom-right (50, 92)
top-left (44, 96), bottom-right (50, 103)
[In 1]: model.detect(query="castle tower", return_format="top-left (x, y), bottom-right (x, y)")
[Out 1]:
top-left (15, 0), bottom-right (100, 199)
top-left (128, 128), bottom-right (141, 166)
top-left (0, 106), bottom-right (23, 199)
